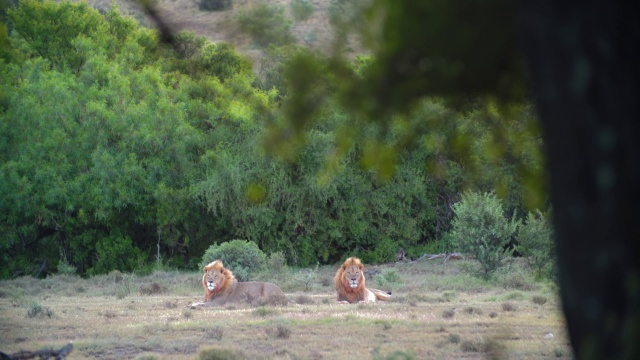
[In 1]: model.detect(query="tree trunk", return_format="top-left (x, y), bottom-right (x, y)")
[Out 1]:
top-left (516, 2), bottom-right (640, 359)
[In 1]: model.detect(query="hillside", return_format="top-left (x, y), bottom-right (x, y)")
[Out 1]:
top-left (73, 0), bottom-right (348, 65)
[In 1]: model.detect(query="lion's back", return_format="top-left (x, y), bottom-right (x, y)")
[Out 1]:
top-left (236, 281), bottom-right (284, 296)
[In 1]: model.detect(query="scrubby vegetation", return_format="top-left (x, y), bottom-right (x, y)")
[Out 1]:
top-left (0, 0), bottom-right (550, 281)
top-left (450, 192), bottom-right (519, 279)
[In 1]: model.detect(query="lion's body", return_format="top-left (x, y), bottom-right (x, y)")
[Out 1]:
top-left (334, 257), bottom-right (392, 303)
top-left (193, 260), bottom-right (286, 307)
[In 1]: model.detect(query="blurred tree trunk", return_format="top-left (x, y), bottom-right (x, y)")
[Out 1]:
top-left (517, 2), bottom-right (640, 359)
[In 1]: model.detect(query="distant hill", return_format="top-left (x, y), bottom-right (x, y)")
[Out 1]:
top-left (70, 0), bottom-right (349, 67)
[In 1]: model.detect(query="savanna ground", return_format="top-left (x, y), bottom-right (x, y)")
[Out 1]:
top-left (0, 260), bottom-right (572, 359)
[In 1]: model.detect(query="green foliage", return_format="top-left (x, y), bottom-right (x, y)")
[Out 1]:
top-left (199, 240), bottom-right (267, 281)
top-left (360, 238), bottom-right (399, 264)
top-left (235, 2), bottom-right (294, 47)
top-left (90, 236), bottom-right (145, 275)
top-left (256, 44), bottom-right (301, 98)
top-left (516, 209), bottom-right (555, 280)
top-left (372, 349), bottom-right (415, 360)
top-left (493, 263), bottom-right (536, 290)
top-left (293, 263), bottom-right (318, 291)
top-left (8, 0), bottom-right (108, 71)
top-left (373, 269), bottom-right (402, 289)
top-left (266, 251), bottom-right (288, 275)
top-left (199, 42), bottom-right (252, 81)
top-left (27, 301), bottom-right (54, 318)
top-left (450, 192), bottom-right (519, 279)
top-left (197, 347), bottom-right (243, 360)
top-left (172, 31), bottom-right (207, 60)
top-left (56, 259), bottom-right (77, 275)
top-left (0, 0), bottom-right (545, 281)
top-left (198, 0), bottom-right (232, 12)
top-left (290, 0), bottom-right (315, 22)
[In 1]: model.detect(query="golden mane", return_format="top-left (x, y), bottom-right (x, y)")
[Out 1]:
top-left (334, 257), bottom-right (391, 304)
top-left (334, 257), bottom-right (367, 303)
top-left (202, 260), bottom-right (236, 302)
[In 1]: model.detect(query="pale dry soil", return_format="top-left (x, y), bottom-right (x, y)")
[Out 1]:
top-left (0, 261), bottom-right (572, 359)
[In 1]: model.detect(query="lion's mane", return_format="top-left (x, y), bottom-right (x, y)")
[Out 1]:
top-left (202, 260), bottom-right (236, 302)
top-left (334, 257), bottom-right (391, 303)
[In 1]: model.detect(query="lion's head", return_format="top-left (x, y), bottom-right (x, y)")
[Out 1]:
top-left (334, 257), bottom-right (391, 303)
top-left (334, 257), bottom-right (367, 301)
top-left (202, 260), bottom-right (236, 301)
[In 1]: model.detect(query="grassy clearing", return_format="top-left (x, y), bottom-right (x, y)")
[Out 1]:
top-left (0, 260), bottom-right (572, 359)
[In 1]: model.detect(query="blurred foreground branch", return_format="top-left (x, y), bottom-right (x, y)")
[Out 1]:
top-left (1, 342), bottom-right (73, 360)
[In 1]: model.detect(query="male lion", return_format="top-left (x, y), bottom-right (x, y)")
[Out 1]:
top-left (334, 257), bottom-right (392, 303)
top-left (190, 260), bottom-right (286, 307)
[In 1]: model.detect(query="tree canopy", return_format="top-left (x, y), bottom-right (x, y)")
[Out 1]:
top-left (0, 0), bottom-right (547, 280)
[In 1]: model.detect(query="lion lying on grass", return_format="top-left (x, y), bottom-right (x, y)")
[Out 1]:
top-left (190, 260), bottom-right (287, 307)
top-left (335, 257), bottom-right (392, 303)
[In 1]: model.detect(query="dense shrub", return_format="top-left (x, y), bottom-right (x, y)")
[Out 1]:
top-left (199, 240), bottom-right (267, 281)
top-left (494, 264), bottom-right (536, 290)
top-left (516, 210), bottom-right (555, 280)
top-left (0, 0), bottom-right (544, 279)
top-left (56, 259), bottom-right (77, 275)
top-left (197, 347), bottom-right (244, 360)
top-left (27, 301), bottom-right (54, 318)
top-left (256, 44), bottom-right (301, 97)
top-left (199, 42), bottom-right (252, 81)
top-left (89, 236), bottom-right (145, 275)
top-left (235, 2), bottom-right (294, 47)
top-left (360, 238), bottom-right (399, 264)
top-left (290, 0), bottom-right (315, 21)
top-left (198, 0), bottom-right (232, 12)
top-left (266, 251), bottom-right (288, 275)
top-left (373, 269), bottom-right (402, 289)
top-left (450, 192), bottom-right (519, 279)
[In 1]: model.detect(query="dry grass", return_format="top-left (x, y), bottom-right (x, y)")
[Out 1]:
top-left (0, 261), bottom-right (572, 359)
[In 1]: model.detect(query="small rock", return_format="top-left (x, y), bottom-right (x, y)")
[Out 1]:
top-left (543, 333), bottom-right (554, 340)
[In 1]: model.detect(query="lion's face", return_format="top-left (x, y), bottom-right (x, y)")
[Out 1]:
top-left (204, 268), bottom-right (226, 291)
top-left (342, 264), bottom-right (363, 289)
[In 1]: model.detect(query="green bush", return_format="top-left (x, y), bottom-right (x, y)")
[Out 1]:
top-left (266, 251), bottom-right (288, 274)
top-left (256, 44), bottom-right (301, 97)
top-left (173, 31), bottom-right (207, 60)
top-left (373, 269), bottom-right (402, 288)
top-left (516, 209), bottom-right (555, 280)
top-left (199, 42), bottom-right (252, 81)
top-left (360, 238), bottom-right (400, 265)
top-left (494, 263), bottom-right (536, 290)
top-left (197, 347), bottom-right (243, 360)
top-left (293, 264), bottom-right (318, 291)
top-left (199, 240), bottom-right (267, 281)
top-left (290, 0), bottom-right (315, 21)
top-left (235, 2), bottom-right (294, 47)
top-left (198, 0), bottom-right (232, 11)
top-left (89, 236), bottom-right (145, 275)
top-left (27, 301), bottom-right (54, 318)
top-left (57, 259), bottom-right (77, 275)
top-left (450, 192), bottom-right (519, 279)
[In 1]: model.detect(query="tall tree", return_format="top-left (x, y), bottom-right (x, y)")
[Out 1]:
top-left (262, 1), bottom-right (639, 358)
top-left (516, 2), bottom-right (640, 359)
